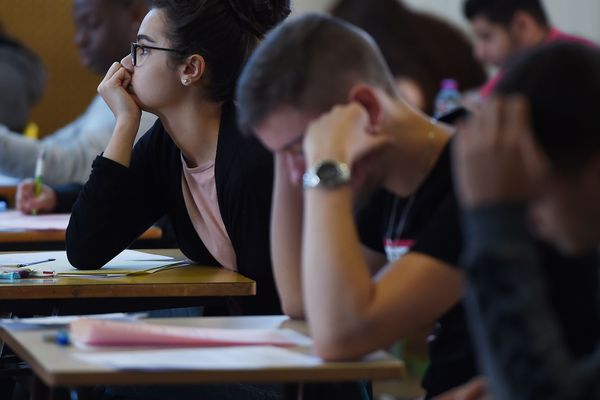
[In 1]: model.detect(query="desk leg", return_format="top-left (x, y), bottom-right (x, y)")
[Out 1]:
top-left (30, 375), bottom-right (50, 400)
top-left (284, 382), bottom-right (367, 400)
top-left (283, 383), bottom-right (304, 400)
top-left (0, 312), bottom-right (12, 356)
top-left (70, 387), bottom-right (96, 400)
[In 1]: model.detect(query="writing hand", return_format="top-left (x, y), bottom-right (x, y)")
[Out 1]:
top-left (16, 179), bottom-right (57, 214)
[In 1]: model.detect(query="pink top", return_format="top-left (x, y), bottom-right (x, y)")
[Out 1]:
top-left (545, 27), bottom-right (598, 47)
top-left (480, 28), bottom-right (598, 97)
top-left (181, 155), bottom-right (237, 271)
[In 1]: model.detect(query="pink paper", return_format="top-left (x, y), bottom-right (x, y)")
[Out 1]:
top-left (70, 319), bottom-right (303, 347)
top-left (0, 211), bottom-right (70, 230)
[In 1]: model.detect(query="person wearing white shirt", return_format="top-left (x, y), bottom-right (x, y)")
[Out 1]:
top-left (0, 0), bottom-right (155, 186)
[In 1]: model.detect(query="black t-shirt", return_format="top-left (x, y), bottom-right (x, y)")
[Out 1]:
top-left (356, 143), bottom-right (600, 398)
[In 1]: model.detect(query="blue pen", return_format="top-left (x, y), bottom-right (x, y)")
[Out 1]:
top-left (56, 330), bottom-right (70, 346)
top-left (43, 330), bottom-right (70, 346)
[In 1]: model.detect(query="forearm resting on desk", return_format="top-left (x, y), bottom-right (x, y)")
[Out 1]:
top-left (271, 155), bottom-right (304, 318)
top-left (303, 187), bottom-right (461, 360)
top-left (66, 157), bottom-right (163, 270)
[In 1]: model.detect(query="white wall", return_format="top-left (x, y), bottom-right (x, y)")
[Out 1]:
top-left (291, 0), bottom-right (336, 14)
top-left (292, 0), bottom-right (600, 42)
top-left (403, 0), bottom-right (600, 42)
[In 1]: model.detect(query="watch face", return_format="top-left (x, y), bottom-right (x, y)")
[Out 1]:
top-left (317, 162), bottom-right (343, 183)
top-left (303, 160), bottom-right (350, 189)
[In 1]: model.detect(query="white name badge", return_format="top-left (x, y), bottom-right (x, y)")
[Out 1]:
top-left (384, 239), bottom-right (415, 262)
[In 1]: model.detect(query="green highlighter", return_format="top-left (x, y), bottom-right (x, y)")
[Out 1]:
top-left (32, 149), bottom-right (46, 215)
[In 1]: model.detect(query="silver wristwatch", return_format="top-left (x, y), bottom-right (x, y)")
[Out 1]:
top-left (302, 160), bottom-right (351, 189)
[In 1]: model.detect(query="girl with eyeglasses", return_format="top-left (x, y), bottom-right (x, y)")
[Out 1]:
top-left (66, 0), bottom-right (290, 317)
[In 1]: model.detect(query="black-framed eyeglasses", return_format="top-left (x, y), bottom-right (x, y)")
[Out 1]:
top-left (130, 42), bottom-right (182, 67)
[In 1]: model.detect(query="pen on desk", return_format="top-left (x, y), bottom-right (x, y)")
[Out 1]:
top-left (31, 149), bottom-right (46, 215)
top-left (19, 258), bottom-right (55, 267)
top-left (0, 258), bottom-right (56, 268)
top-left (29, 270), bottom-right (55, 277)
top-left (43, 330), bottom-right (70, 346)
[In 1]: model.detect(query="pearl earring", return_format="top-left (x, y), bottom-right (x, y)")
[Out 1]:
top-left (182, 78), bottom-right (190, 86)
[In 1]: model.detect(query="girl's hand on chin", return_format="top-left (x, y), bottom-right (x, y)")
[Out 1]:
top-left (98, 62), bottom-right (141, 122)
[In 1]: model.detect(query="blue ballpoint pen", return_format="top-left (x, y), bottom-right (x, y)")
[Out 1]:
top-left (43, 330), bottom-right (70, 346)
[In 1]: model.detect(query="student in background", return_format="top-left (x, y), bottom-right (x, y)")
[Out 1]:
top-left (331, 0), bottom-right (486, 116)
top-left (454, 42), bottom-right (600, 400)
top-left (67, 0), bottom-right (289, 317)
top-left (236, 14), bottom-right (600, 399)
top-left (463, 0), bottom-right (597, 97)
top-left (0, 0), bottom-right (156, 186)
top-left (0, 27), bottom-right (46, 133)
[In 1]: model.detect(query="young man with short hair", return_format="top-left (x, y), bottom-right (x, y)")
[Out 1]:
top-left (463, 0), bottom-right (596, 97)
top-left (236, 14), bottom-right (600, 398)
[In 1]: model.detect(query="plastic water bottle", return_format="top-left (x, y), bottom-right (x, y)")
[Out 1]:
top-left (434, 79), bottom-right (462, 119)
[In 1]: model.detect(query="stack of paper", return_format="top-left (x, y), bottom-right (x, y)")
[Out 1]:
top-left (0, 173), bottom-right (19, 186)
top-left (75, 346), bottom-right (323, 370)
top-left (0, 313), bottom-right (146, 327)
top-left (70, 319), bottom-right (312, 348)
top-left (0, 250), bottom-right (182, 276)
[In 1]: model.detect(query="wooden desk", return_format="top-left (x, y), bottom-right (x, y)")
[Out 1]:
top-left (0, 225), bottom-right (162, 243)
top-left (0, 249), bottom-right (255, 314)
top-left (0, 316), bottom-right (405, 400)
top-left (0, 211), bottom-right (162, 251)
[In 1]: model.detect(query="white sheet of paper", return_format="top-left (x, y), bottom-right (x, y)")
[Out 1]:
top-left (0, 173), bottom-right (19, 186)
top-left (0, 211), bottom-right (70, 230)
top-left (75, 346), bottom-right (323, 370)
top-left (0, 250), bottom-right (177, 275)
top-left (52, 260), bottom-right (182, 275)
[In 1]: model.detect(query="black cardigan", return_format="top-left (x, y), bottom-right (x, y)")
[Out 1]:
top-left (66, 102), bottom-right (281, 315)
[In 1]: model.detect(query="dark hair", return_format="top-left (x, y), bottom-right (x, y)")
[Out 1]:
top-left (495, 43), bottom-right (600, 171)
top-left (332, 0), bottom-right (486, 115)
top-left (463, 0), bottom-right (549, 27)
top-left (236, 13), bottom-right (398, 135)
top-left (152, 0), bottom-right (290, 102)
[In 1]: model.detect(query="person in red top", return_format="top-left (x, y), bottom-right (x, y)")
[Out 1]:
top-left (463, 0), bottom-right (597, 97)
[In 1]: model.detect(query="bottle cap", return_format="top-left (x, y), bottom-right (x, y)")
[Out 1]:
top-left (440, 79), bottom-right (459, 90)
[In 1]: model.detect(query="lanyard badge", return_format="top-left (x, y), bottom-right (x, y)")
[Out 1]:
top-left (384, 239), bottom-right (415, 262)
top-left (384, 195), bottom-right (416, 262)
